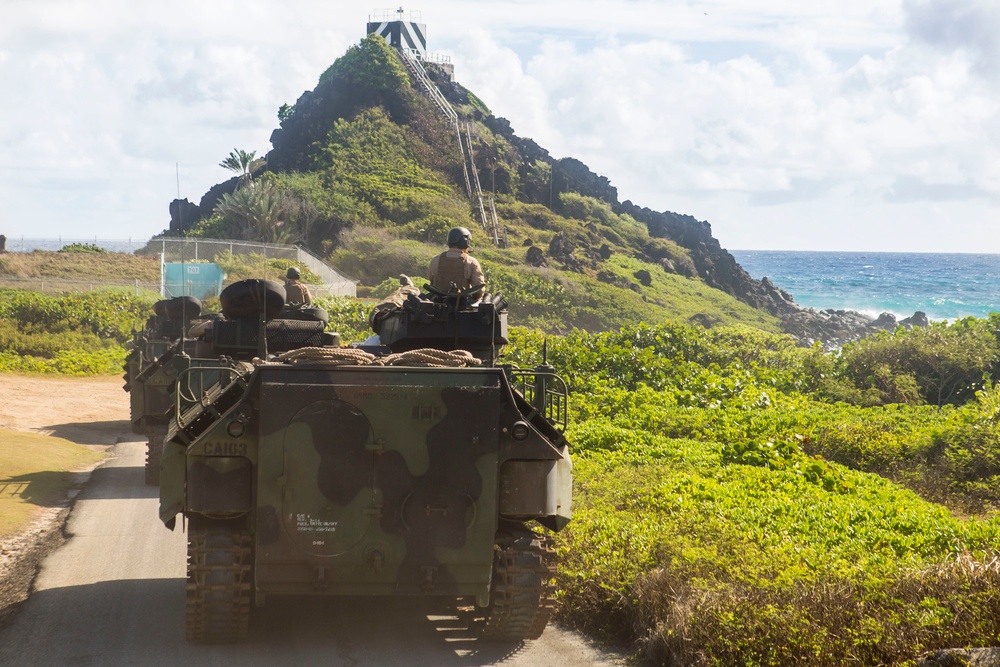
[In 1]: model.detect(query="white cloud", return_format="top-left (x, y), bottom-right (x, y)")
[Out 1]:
top-left (0, 0), bottom-right (997, 251)
top-left (443, 1), bottom-right (1000, 251)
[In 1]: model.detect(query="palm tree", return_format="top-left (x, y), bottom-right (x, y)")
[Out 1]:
top-left (214, 180), bottom-right (292, 243)
top-left (219, 149), bottom-right (264, 189)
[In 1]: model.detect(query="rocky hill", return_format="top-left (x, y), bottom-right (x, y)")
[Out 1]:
top-left (162, 34), bottom-right (892, 343)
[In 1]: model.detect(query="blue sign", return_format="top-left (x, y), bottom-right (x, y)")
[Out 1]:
top-left (163, 263), bottom-right (225, 299)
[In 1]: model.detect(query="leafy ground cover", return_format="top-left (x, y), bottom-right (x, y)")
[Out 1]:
top-left (3, 284), bottom-right (1000, 664)
top-left (0, 289), bottom-right (156, 375)
top-left (505, 323), bottom-right (1000, 665)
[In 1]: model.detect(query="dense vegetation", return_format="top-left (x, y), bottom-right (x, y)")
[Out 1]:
top-left (503, 320), bottom-right (1000, 666)
top-left (0, 289), bottom-right (156, 374)
top-left (3, 283), bottom-right (1000, 665)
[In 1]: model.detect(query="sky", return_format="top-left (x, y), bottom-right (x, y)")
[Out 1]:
top-left (1, 0), bottom-right (998, 253)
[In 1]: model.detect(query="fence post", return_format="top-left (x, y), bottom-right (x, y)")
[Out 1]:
top-left (135, 278), bottom-right (140, 296)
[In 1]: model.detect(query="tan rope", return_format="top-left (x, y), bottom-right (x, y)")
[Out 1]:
top-left (275, 347), bottom-right (378, 366)
top-left (378, 348), bottom-right (483, 367)
top-left (272, 346), bottom-right (482, 367)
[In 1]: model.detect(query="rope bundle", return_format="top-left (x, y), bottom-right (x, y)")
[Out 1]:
top-left (272, 347), bottom-right (482, 368)
top-left (275, 347), bottom-right (379, 366)
top-left (380, 348), bottom-right (483, 367)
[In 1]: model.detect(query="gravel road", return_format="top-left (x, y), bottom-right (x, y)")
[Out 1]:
top-left (0, 376), bottom-right (626, 666)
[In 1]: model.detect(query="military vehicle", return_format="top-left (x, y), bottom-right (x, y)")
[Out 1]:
top-left (123, 296), bottom-right (203, 485)
top-left (159, 279), bottom-right (572, 643)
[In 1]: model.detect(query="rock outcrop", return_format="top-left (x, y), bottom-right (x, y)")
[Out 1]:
top-left (781, 308), bottom-right (931, 349)
top-left (475, 121), bottom-right (921, 348)
top-left (525, 245), bottom-right (546, 267)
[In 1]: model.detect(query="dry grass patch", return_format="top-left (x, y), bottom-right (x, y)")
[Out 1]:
top-left (0, 429), bottom-right (104, 538)
top-left (0, 251), bottom-right (159, 282)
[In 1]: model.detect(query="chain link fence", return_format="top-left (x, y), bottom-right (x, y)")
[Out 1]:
top-left (1, 236), bottom-right (358, 297)
top-left (0, 276), bottom-right (160, 296)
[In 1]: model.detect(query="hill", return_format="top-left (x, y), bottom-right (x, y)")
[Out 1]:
top-left (161, 34), bottom-right (794, 335)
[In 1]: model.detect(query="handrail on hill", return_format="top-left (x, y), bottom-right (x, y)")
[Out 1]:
top-left (396, 48), bottom-right (502, 247)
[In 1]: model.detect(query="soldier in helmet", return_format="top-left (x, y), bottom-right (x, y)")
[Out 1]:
top-left (428, 226), bottom-right (485, 294)
top-left (284, 266), bottom-right (312, 305)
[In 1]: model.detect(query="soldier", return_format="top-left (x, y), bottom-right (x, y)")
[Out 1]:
top-left (284, 267), bottom-right (312, 305)
top-left (428, 227), bottom-right (485, 293)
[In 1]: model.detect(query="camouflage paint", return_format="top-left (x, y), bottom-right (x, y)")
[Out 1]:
top-left (251, 366), bottom-right (500, 598)
top-left (161, 360), bottom-right (571, 602)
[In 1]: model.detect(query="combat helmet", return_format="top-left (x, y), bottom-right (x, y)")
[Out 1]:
top-left (286, 267), bottom-right (301, 280)
top-left (447, 227), bottom-right (472, 249)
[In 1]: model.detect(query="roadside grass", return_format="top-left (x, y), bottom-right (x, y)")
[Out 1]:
top-left (0, 429), bottom-right (104, 539)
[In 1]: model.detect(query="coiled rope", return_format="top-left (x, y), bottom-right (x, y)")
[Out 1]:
top-left (380, 348), bottom-right (482, 367)
top-left (272, 347), bottom-right (482, 367)
top-left (274, 347), bottom-right (379, 366)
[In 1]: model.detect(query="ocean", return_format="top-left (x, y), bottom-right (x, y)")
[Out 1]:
top-left (4, 237), bottom-right (148, 254)
top-left (729, 251), bottom-right (1000, 321)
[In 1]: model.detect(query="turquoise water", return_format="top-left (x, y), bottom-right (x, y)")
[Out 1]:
top-left (730, 251), bottom-right (1000, 321)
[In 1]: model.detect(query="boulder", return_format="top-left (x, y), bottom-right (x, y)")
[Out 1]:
top-left (525, 245), bottom-right (546, 267)
top-left (633, 269), bottom-right (653, 287)
top-left (596, 270), bottom-right (638, 292)
top-left (548, 233), bottom-right (568, 256)
top-left (901, 311), bottom-right (930, 328)
top-left (872, 312), bottom-right (898, 330)
top-left (689, 313), bottom-right (721, 328)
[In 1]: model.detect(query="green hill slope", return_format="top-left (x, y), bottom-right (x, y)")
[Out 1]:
top-left (167, 34), bottom-right (785, 334)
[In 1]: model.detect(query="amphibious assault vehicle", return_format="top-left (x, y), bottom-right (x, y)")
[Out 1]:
top-left (123, 296), bottom-right (203, 485)
top-left (158, 279), bottom-right (572, 643)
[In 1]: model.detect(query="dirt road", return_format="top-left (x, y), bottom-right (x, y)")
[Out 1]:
top-left (0, 375), bottom-right (626, 666)
top-left (0, 373), bottom-right (131, 447)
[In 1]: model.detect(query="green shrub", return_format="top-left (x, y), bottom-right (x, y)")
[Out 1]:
top-left (59, 243), bottom-right (107, 254)
top-left (835, 320), bottom-right (998, 406)
top-left (318, 33), bottom-right (408, 91)
top-left (314, 295), bottom-right (371, 344)
top-left (0, 289), bottom-right (152, 375)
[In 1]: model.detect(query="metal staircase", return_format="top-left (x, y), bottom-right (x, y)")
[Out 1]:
top-left (397, 48), bottom-right (502, 246)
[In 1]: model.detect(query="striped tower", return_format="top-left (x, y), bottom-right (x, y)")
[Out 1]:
top-left (367, 8), bottom-right (427, 57)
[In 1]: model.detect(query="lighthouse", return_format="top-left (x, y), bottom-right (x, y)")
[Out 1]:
top-left (367, 7), bottom-right (427, 58)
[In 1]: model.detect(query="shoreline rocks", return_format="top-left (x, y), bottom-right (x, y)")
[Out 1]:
top-left (781, 308), bottom-right (930, 349)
